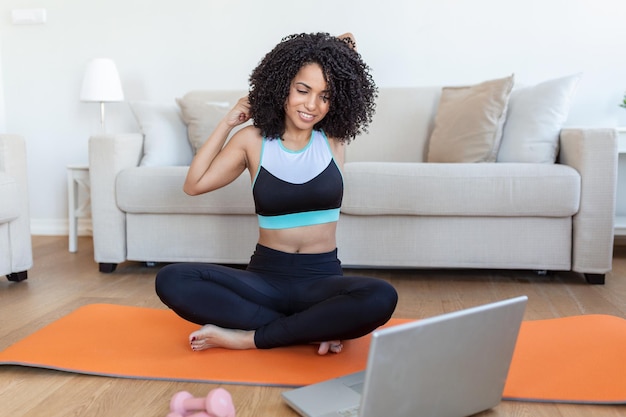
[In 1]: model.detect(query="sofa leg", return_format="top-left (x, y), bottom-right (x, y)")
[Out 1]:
top-left (99, 263), bottom-right (118, 273)
top-left (7, 271), bottom-right (28, 282)
top-left (584, 273), bottom-right (605, 285)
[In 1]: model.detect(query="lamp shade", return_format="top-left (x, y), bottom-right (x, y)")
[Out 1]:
top-left (80, 58), bottom-right (124, 102)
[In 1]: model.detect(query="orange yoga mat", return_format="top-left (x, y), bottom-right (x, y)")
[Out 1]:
top-left (502, 314), bottom-right (626, 404)
top-left (0, 304), bottom-right (625, 404)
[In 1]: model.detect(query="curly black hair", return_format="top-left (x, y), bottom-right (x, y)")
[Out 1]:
top-left (248, 32), bottom-right (377, 143)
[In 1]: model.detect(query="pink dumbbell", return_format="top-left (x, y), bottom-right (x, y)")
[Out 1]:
top-left (167, 412), bottom-right (211, 417)
top-left (169, 388), bottom-right (236, 417)
top-left (167, 412), bottom-right (210, 417)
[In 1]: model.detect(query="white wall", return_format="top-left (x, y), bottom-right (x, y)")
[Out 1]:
top-left (1, 0), bottom-right (626, 235)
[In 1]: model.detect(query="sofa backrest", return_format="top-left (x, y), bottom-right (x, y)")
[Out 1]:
top-left (346, 87), bottom-right (440, 163)
top-left (182, 87), bottom-right (442, 163)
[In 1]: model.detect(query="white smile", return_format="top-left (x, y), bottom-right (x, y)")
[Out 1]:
top-left (298, 111), bottom-right (315, 121)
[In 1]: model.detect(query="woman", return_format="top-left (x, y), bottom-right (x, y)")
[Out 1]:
top-left (155, 32), bottom-right (398, 355)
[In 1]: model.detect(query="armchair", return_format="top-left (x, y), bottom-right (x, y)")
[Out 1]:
top-left (0, 135), bottom-right (33, 281)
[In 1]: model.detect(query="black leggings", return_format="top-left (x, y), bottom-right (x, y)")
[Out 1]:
top-left (155, 244), bottom-right (398, 349)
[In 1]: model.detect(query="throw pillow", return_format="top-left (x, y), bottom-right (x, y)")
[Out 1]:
top-left (427, 74), bottom-right (515, 163)
top-left (176, 98), bottom-right (231, 153)
top-left (497, 73), bottom-right (582, 163)
top-left (129, 101), bottom-right (193, 167)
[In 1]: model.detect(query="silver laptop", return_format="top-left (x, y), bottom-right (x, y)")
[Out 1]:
top-left (282, 296), bottom-right (528, 417)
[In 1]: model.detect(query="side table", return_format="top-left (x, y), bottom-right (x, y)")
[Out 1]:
top-left (67, 164), bottom-right (91, 252)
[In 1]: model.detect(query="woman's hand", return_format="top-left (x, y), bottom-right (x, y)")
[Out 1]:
top-left (337, 32), bottom-right (357, 51)
top-left (225, 96), bottom-right (252, 127)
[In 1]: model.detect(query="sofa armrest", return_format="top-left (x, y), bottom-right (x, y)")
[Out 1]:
top-left (559, 128), bottom-right (617, 275)
top-left (0, 134), bottom-right (33, 273)
top-left (88, 134), bottom-right (143, 265)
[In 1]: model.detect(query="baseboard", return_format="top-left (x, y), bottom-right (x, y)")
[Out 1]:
top-left (30, 218), bottom-right (93, 236)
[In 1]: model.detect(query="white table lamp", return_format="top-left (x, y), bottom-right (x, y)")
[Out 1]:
top-left (80, 58), bottom-right (124, 132)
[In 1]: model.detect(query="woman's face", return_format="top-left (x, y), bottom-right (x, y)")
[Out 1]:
top-left (284, 63), bottom-right (330, 132)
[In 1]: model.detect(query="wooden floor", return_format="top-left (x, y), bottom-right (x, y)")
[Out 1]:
top-left (1, 236), bottom-right (625, 417)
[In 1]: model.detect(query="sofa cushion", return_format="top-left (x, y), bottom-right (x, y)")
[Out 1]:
top-left (341, 162), bottom-right (580, 217)
top-left (497, 73), bottom-right (581, 163)
top-left (116, 167), bottom-right (255, 214)
top-left (427, 75), bottom-right (514, 163)
top-left (176, 98), bottom-right (230, 154)
top-left (129, 101), bottom-right (194, 167)
top-left (0, 173), bottom-right (19, 222)
top-left (117, 163), bottom-right (582, 219)
top-left (177, 90), bottom-right (252, 153)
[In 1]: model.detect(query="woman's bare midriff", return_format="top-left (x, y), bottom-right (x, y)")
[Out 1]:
top-left (258, 222), bottom-right (338, 254)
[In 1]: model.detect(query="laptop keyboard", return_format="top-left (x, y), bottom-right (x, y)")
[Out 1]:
top-left (347, 382), bottom-right (364, 394)
top-left (337, 405), bottom-right (360, 417)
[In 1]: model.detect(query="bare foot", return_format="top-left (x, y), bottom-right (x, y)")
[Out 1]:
top-left (317, 340), bottom-right (343, 355)
top-left (189, 324), bottom-right (256, 351)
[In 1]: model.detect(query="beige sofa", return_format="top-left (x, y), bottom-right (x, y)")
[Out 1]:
top-left (0, 135), bottom-right (32, 282)
top-left (88, 81), bottom-right (617, 284)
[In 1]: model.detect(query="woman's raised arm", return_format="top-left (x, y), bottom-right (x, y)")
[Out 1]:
top-left (183, 97), bottom-right (252, 195)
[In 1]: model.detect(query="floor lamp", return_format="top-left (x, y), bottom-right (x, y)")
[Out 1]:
top-left (80, 58), bottom-right (124, 133)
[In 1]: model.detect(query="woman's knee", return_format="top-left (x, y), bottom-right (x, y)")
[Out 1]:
top-left (154, 263), bottom-right (189, 302)
top-left (370, 280), bottom-right (398, 317)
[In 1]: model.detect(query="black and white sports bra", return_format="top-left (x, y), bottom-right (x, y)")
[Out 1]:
top-left (252, 130), bottom-right (343, 229)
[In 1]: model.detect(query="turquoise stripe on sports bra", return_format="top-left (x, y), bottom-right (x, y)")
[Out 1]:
top-left (257, 208), bottom-right (340, 230)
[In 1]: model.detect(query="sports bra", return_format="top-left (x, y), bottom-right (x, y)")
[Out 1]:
top-left (252, 130), bottom-right (343, 229)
